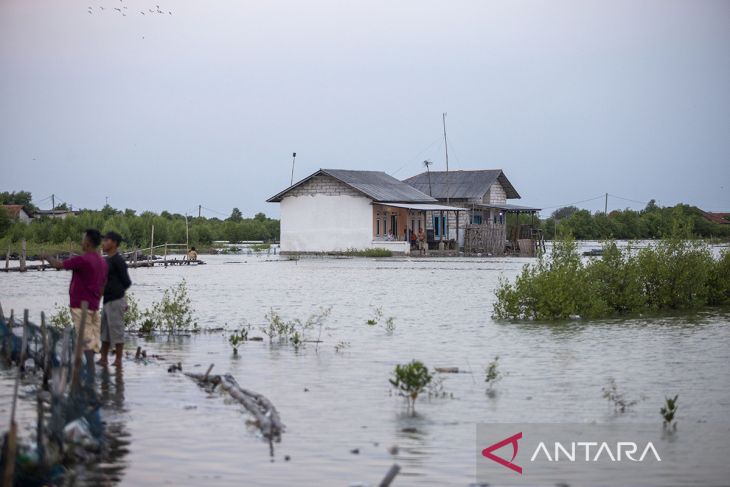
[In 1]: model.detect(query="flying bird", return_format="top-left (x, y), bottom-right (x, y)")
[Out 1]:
top-left (140, 11), bottom-right (145, 14)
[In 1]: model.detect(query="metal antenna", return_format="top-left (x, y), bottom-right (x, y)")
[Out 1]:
top-left (443, 112), bottom-right (450, 205)
top-left (290, 152), bottom-right (297, 186)
top-left (423, 160), bottom-right (434, 196)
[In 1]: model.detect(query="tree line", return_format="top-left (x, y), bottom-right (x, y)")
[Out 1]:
top-left (539, 200), bottom-right (730, 240)
top-left (0, 192), bottom-right (280, 250)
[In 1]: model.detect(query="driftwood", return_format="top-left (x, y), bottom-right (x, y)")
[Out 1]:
top-left (185, 368), bottom-right (284, 442)
top-left (379, 463), bottom-right (401, 487)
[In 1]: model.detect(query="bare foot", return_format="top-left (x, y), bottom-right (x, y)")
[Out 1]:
top-left (112, 361), bottom-right (123, 368)
top-left (97, 360), bottom-right (109, 366)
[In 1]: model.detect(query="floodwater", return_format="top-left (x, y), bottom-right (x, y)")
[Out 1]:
top-left (1, 245), bottom-right (729, 486)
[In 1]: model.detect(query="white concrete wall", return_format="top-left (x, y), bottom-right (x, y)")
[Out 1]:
top-left (280, 194), bottom-right (374, 252)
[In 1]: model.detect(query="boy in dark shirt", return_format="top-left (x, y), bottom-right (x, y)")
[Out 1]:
top-left (99, 231), bottom-right (132, 367)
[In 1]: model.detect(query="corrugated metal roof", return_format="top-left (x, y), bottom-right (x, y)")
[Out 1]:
top-left (402, 170), bottom-right (521, 200)
top-left (477, 203), bottom-right (541, 212)
top-left (267, 169), bottom-right (438, 203)
top-left (376, 202), bottom-right (468, 211)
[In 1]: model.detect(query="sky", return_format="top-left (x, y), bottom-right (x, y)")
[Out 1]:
top-left (1, 0), bottom-right (729, 218)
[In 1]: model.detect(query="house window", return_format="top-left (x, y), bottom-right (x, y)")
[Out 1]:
top-left (471, 214), bottom-right (483, 225)
top-left (376, 219), bottom-right (381, 236)
top-left (390, 214), bottom-right (398, 236)
top-left (433, 214), bottom-right (448, 238)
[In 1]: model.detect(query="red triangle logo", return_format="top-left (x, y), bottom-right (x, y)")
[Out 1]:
top-left (481, 431), bottom-right (523, 474)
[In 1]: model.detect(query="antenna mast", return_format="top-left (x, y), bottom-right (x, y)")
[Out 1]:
top-left (443, 113), bottom-right (450, 205)
top-left (290, 152), bottom-right (297, 186)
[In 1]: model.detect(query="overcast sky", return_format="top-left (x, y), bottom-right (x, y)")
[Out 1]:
top-left (1, 0), bottom-right (728, 217)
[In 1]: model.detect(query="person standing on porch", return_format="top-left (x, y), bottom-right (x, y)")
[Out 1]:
top-left (43, 229), bottom-right (108, 376)
top-left (418, 228), bottom-right (427, 255)
top-left (99, 231), bottom-right (132, 368)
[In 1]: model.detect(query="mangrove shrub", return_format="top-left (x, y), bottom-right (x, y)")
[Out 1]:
top-left (494, 237), bottom-right (730, 320)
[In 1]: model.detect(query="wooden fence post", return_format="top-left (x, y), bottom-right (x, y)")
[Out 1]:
top-left (19, 239), bottom-right (27, 272)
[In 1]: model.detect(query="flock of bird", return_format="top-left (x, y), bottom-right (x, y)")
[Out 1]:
top-left (86, 0), bottom-right (172, 17)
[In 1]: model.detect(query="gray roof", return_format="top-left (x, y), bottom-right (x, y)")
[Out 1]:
top-left (267, 169), bottom-right (438, 203)
top-left (477, 203), bottom-right (541, 212)
top-left (403, 169), bottom-right (520, 200)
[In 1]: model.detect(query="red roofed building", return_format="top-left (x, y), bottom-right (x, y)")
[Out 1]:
top-left (701, 211), bottom-right (730, 225)
top-left (1, 204), bottom-right (32, 223)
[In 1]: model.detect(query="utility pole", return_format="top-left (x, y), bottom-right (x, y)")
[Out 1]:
top-left (105, 196), bottom-right (109, 206)
top-left (51, 194), bottom-right (55, 211)
top-left (290, 152), bottom-right (297, 186)
top-left (198, 205), bottom-right (202, 218)
top-left (185, 214), bottom-right (189, 250)
top-left (605, 193), bottom-right (608, 215)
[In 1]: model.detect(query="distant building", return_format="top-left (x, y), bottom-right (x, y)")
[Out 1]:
top-left (34, 209), bottom-right (79, 220)
top-left (1, 204), bottom-right (33, 223)
top-left (267, 169), bottom-right (464, 254)
top-left (701, 211), bottom-right (730, 225)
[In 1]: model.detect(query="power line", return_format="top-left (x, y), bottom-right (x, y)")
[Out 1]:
top-left (539, 194), bottom-right (606, 211)
top-left (391, 136), bottom-right (444, 176)
top-left (608, 194), bottom-right (651, 206)
top-left (201, 206), bottom-right (228, 217)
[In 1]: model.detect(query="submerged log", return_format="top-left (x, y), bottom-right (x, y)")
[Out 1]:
top-left (185, 370), bottom-right (284, 442)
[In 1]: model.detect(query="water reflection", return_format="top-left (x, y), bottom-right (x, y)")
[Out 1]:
top-left (72, 367), bottom-right (130, 486)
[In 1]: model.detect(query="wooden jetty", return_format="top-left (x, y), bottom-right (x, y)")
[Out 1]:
top-left (1, 239), bottom-right (204, 272)
top-left (127, 258), bottom-right (206, 269)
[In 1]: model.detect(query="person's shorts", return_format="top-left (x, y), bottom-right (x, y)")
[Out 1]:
top-left (419, 241), bottom-right (427, 250)
top-left (71, 307), bottom-right (101, 353)
top-left (101, 297), bottom-right (126, 346)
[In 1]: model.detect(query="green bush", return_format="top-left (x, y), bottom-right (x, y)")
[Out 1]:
top-left (708, 249), bottom-right (730, 306)
top-left (49, 303), bottom-right (72, 330)
top-left (494, 237), bottom-right (729, 320)
top-left (339, 248), bottom-right (393, 257)
top-left (586, 241), bottom-right (645, 314)
top-left (390, 360), bottom-right (432, 411)
top-left (637, 239), bottom-right (715, 310)
top-left (494, 237), bottom-right (607, 320)
top-left (261, 307), bottom-right (331, 349)
top-left (123, 293), bottom-right (142, 329)
top-left (142, 280), bottom-right (198, 334)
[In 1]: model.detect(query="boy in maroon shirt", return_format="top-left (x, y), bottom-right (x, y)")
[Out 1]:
top-left (44, 229), bottom-right (108, 374)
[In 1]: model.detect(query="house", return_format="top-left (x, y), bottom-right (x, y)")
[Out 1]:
top-left (34, 209), bottom-right (79, 219)
top-left (1, 205), bottom-right (33, 223)
top-left (267, 169), bottom-right (466, 254)
top-left (403, 169), bottom-right (542, 255)
top-left (701, 211), bottom-right (730, 225)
